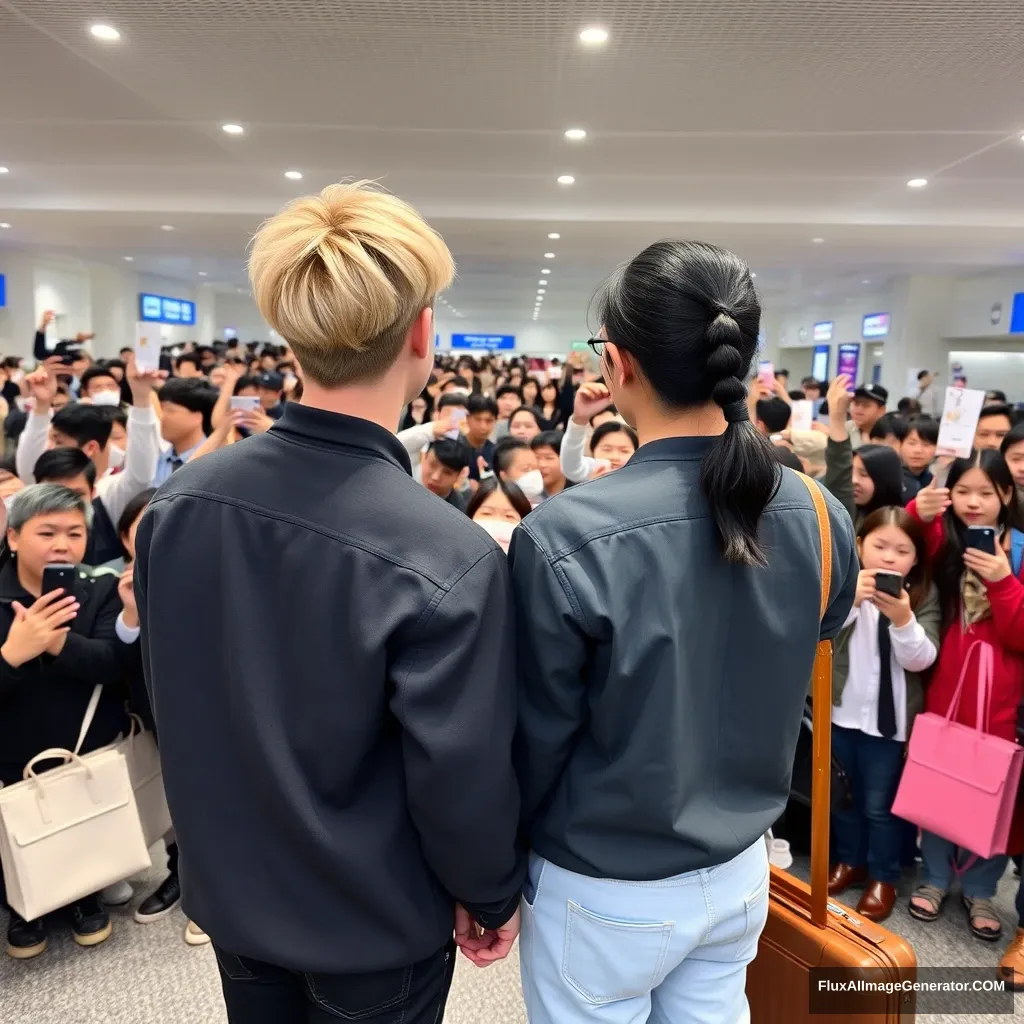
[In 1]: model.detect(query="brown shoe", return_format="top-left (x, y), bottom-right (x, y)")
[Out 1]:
top-left (857, 881), bottom-right (897, 922)
top-left (827, 863), bottom-right (867, 896)
top-left (998, 929), bottom-right (1024, 991)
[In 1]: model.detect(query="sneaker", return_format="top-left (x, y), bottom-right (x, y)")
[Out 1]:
top-left (184, 920), bottom-right (210, 947)
top-left (134, 870), bottom-right (181, 924)
top-left (69, 895), bottom-right (112, 947)
top-left (101, 880), bottom-right (134, 906)
top-left (6, 915), bottom-right (48, 959)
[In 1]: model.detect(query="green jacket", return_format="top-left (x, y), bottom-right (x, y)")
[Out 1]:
top-left (831, 583), bottom-right (941, 735)
top-left (824, 437), bottom-right (858, 525)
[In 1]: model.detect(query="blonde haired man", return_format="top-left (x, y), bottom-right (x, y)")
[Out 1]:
top-left (134, 183), bottom-right (523, 1024)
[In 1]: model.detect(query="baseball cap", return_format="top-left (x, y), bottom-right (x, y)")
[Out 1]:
top-left (853, 384), bottom-right (888, 406)
top-left (257, 371), bottom-right (285, 391)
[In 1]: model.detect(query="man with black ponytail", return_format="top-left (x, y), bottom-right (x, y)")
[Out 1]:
top-left (508, 239), bottom-right (858, 1024)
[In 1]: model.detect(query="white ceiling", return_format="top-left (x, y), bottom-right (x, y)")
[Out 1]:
top-left (3, 0), bottom-right (1024, 327)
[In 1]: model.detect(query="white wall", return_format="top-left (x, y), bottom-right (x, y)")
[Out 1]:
top-left (948, 271), bottom-right (1024, 339)
top-left (947, 350), bottom-right (1024, 396)
top-left (211, 293), bottom-right (273, 344)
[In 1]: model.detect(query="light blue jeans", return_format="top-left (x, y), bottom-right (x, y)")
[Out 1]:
top-left (520, 839), bottom-right (769, 1024)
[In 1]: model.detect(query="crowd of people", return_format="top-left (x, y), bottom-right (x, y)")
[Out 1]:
top-left (0, 179), bottom-right (1022, 1024)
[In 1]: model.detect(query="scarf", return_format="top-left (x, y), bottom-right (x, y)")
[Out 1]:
top-left (961, 569), bottom-right (991, 630)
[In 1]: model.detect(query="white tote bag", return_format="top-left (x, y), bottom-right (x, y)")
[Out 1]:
top-left (0, 685), bottom-right (151, 921)
top-left (118, 714), bottom-right (172, 850)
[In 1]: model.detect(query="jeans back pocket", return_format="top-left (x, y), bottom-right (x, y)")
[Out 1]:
top-left (304, 963), bottom-right (412, 1021)
top-left (562, 900), bottom-right (672, 1005)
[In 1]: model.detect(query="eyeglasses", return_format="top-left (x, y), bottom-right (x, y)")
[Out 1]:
top-left (586, 338), bottom-right (605, 357)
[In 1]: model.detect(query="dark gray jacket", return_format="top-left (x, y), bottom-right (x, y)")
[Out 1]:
top-left (134, 404), bottom-right (523, 974)
top-left (509, 436), bottom-right (858, 880)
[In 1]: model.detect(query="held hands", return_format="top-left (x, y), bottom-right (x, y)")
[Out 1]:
top-left (963, 544), bottom-right (1012, 584)
top-left (454, 905), bottom-right (521, 968)
top-left (1, 590), bottom-right (79, 667)
top-left (914, 479), bottom-right (951, 523)
top-left (572, 382), bottom-right (613, 426)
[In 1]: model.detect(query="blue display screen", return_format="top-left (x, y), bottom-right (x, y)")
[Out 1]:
top-left (0, 273), bottom-right (5, 309)
top-left (139, 292), bottom-right (195, 326)
top-left (451, 333), bottom-right (515, 351)
top-left (1010, 293), bottom-right (1024, 333)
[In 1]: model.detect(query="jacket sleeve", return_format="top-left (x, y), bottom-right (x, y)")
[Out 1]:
top-left (16, 410), bottom-right (51, 484)
top-left (95, 405), bottom-right (162, 524)
top-left (508, 525), bottom-right (590, 828)
top-left (905, 498), bottom-right (946, 560)
top-left (559, 418), bottom-right (596, 483)
top-left (821, 492), bottom-right (860, 641)
top-left (51, 577), bottom-right (125, 685)
top-left (389, 548), bottom-right (523, 927)
top-left (823, 437), bottom-right (855, 521)
top-left (985, 573), bottom-right (1024, 653)
top-left (396, 422), bottom-right (436, 461)
top-left (0, 655), bottom-right (43, 700)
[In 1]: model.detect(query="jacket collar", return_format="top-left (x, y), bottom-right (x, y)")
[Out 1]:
top-left (630, 435), bottom-right (716, 466)
top-left (270, 403), bottom-right (412, 474)
top-left (0, 558), bottom-right (34, 603)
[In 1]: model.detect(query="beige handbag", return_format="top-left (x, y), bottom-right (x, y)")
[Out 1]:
top-left (118, 714), bottom-right (172, 850)
top-left (0, 685), bottom-right (151, 921)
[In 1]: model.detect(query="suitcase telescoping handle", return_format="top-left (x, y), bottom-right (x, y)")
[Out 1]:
top-left (798, 473), bottom-right (834, 930)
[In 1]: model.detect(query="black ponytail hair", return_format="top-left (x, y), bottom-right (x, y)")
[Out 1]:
top-left (854, 443), bottom-right (905, 513)
top-left (596, 239), bottom-right (778, 566)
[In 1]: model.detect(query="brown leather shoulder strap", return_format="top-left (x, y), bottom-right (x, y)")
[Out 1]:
top-left (795, 472), bottom-right (834, 929)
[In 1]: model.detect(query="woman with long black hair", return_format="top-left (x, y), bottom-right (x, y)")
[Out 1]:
top-left (507, 240), bottom-right (859, 1023)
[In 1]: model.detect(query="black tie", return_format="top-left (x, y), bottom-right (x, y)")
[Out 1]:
top-left (170, 457), bottom-right (183, 473)
top-left (877, 613), bottom-right (897, 738)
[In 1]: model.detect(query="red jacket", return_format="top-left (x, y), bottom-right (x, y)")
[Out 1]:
top-left (906, 501), bottom-right (1024, 853)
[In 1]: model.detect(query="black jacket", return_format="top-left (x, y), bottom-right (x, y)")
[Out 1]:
top-left (134, 404), bottom-right (523, 974)
top-left (509, 437), bottom-right (858, 881)
top-left (0, 561), bottom-right (128, 785)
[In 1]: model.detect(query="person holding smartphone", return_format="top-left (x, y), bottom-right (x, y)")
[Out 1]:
top-left (828, 508), bottom-right (939, 922)
top-left (0, 484), bottom-right (127, 959)
top-left (906, 450), bottom-right (1024, 942)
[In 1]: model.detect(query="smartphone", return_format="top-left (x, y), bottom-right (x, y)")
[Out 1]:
top-left (445, 407), bottom-right (468, 440)
top-left (230, 396), bottom-right (261, 413)
top-left (41, 563), bottom-right (76, 596)
top-left (965, 525), bottom-right (997, 555)
top-left (874, 570), bottom-right (904, 597)
top-left (758, 360), bottom-right (774, 390)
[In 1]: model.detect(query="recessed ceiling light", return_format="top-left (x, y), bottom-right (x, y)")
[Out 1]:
top-left (0, 167), bottom-right (8, 175)
top-left (538, 290), bottom-right (546, 295)
top-left (812, 237), bottom-right (824, 244)
top-left (89, 24), bottom-right (120, 41)
top-left (547, 232), bottom-right (560, 240)
top-left (221, 124), bottom-right (244, 135)
top-left (160, 224), bottom-right (175, 231)
top-left (564, 128), bottom-right (587, 141)
top-left (541, 268), bottom-right (551, 274)
top-left (123, 256), bottom-right (133, 261)
top-left (579, 26), bottom-right (609, 44)
top-left (557, 174), bottom-right (575, 185)
top-left (862, 279), bottom-right (871, 285)
top-left (284, 170), bottom-right (303, 180)
top-left (198, 271), bottom-right (208, 277)
top-left (544, 252), bottom-right (555, 259)
top-left (0, 223), bottom-right (10, 230)
top-left (907, 177), bottom-right (928, 188)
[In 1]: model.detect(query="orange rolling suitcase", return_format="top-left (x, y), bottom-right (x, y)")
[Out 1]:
top-left (746, 476), bottom-right (917, 1021)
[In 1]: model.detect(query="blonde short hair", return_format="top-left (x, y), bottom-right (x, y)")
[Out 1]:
top-left (249, 181), bottom-right (454, 388)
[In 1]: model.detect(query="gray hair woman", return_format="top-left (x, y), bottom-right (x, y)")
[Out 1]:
top-left (1, 483), bottom-right (127, 961)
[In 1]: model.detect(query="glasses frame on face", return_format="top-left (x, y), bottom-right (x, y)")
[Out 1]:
top-left (586, 338), bottom-right (605, 357)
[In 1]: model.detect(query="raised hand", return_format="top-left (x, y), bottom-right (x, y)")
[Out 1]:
top-left (572, 382), bottom-right (613, 425)
top-left (913, 479), bottom-right (951, 523)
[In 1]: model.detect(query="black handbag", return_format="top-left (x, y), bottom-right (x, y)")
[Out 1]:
top-left (790, 700), bottom-right (853, 812)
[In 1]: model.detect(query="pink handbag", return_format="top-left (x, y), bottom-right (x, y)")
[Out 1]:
top-left (892, 640), bottom-right (1023, 859)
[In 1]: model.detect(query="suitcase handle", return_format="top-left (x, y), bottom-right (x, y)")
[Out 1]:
top-left (798, 474), bottom-right (834, 930)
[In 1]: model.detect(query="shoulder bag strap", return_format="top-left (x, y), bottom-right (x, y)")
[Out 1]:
top-left (796, 472), bottom-right (834, 930)
top-left (73, 684), bottom-right (104, 756)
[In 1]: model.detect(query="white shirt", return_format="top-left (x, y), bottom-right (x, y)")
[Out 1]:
top-left (559, 419), bottom-right (598, 483)
top-left (831, 601), bottom-right (937, 743)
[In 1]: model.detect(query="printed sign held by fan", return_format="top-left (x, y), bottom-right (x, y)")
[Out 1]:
top-left (134, 323), bottom-right (161, 373)
top-left (936, 386), bottom-right (985, 459)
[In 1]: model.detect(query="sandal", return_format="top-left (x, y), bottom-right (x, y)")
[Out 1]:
top-left (908, 884), bottom-right (947, 922)
top-left (963, 896), bottom-right (1003, 942)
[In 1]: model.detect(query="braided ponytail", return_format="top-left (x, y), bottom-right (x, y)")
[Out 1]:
top-left (700, 310), bottom-right (778, 565)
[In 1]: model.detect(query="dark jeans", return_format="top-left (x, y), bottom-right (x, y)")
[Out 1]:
top-left (214, 939), bottom-right (456, 1024)
top-left (830, 725), bottom-right (906, 885)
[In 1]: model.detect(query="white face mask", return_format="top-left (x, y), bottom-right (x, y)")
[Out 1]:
top-left (109, 444), bottom-right (126, 470)
top-left (514, 469), bottom-right (545, 503)
top-left (90, 390), bottom-right (122, 407)
top-left (476, 519), bottom-right (517, 552)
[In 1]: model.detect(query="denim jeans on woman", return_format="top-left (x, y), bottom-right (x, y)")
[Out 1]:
top-left (919, 832), bottom-right (1008, 898)
top-left (213, 939), bottom-right (455, 1024)
top-left (520, 839), bottom-right (768, 1024)
top-left (830, 725), bottom-right (906, 885)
